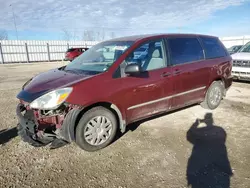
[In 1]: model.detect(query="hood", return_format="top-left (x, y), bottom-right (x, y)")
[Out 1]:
top-left (231, 52), bottom-right (250, 60)
top-left (17, 67), bottom-right (94, 102)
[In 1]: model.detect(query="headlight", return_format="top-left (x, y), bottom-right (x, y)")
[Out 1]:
top-left (30, 87), bottom-right (73, 110)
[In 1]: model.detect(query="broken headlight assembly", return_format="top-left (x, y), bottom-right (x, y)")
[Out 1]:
top-left (30, 87), bottom-right (73, 110)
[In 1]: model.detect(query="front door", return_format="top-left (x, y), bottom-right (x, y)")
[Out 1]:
top-left (166, 37), bottom-right (210, 108)
top-left (119, 39), bottom-right (173, 123)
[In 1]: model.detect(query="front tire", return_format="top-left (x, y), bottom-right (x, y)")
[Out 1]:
top-left (75, 107), bottom-right (118, 152)
top-left (201, 81), bottom-right (224, 110)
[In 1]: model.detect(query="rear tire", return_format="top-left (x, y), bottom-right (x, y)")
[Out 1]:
top-left (201, 81), bottom-right (224, 110)
top-left (75, 107), bottom-right (118, 152)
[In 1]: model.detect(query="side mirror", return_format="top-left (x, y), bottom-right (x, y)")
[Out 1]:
top-left (124, 63), bottom-right (142, 75)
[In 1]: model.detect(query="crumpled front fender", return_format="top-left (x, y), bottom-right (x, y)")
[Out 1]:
top-left (59, 103), bottom-right (126, 142)
top-left (59, 108), bottom-right (82, 142)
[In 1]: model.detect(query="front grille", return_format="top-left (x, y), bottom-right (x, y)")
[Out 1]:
top-left (233, 60), bottom-right (250, 68)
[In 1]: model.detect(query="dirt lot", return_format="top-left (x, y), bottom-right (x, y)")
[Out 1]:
top-left (0, 62), bottom-right (250, 188)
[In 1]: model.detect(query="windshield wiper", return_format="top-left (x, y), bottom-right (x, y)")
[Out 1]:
top-left (63, 69), bottom-right (83, 75)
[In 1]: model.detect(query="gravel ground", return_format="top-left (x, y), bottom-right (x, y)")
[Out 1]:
top-left (0, 62), bottom-right (250, 188)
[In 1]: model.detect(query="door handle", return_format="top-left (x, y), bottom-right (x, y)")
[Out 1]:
top-left (161, 72), bottom-right (171, 77)
top-left (174, 70), bottom-right (182, 75)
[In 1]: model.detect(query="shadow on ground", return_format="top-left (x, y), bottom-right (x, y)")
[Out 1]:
top-left (186, 113), bottom-right (233, 188)
top-left (233, 80), bottom-right (250, 84)
top-left (113, 109), bottom-right (233, 188)
top-left (113, 104), bottom-right (197, 142)
top-left (0, 127), bottom-right (18, 145)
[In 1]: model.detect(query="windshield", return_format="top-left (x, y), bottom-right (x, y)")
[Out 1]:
top-left (136, 47), bottom-right (147, 52)
top-left (228, 45), bottom-right (241, 51)
top-left (64, 41), bottom-right (133, 74)
top-left (239, 42), bottom-right (250, 53)
top-left (234, 46), bottom-right (242, 52)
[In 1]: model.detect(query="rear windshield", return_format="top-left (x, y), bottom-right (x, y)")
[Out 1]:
top-left (200, 37), bottom-right (227, 59)
top-left (66, 48), bottom-right (75, 52)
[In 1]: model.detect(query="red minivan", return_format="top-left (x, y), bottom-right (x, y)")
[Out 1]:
top-left (64, 47), bottom-right (89, 61)
top-left (16, 34), bottom-right (233, 151)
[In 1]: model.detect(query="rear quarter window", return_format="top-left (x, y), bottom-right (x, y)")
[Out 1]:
top-left (167, 37), bottom-right (204, 65)
top-left (200, 37), bottom-right (227, 59)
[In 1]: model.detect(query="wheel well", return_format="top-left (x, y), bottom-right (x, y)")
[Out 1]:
top-left (74, 102), bottom-right (122, 137)
top-left (203, 78), bottom-right (225, 99)
top-left (214, 78), bottom-right (226, 93)
top-left (214, 78), bottom-right (225, 87)
top-left (207, 78), bottom-right (225, 89)
top-left (209, 78), bottom-right (226, 97)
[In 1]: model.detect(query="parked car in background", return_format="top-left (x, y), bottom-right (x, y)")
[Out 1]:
top-left (16, 33), bottom-right (232, 152)
top-left (231, 42), bottom-right (250, 81)
top-left (133, 46), bottom-right (148, 59)
top-left (227, 45), bottom-right (243, 55)
top-left (64, 47), bottom-right (89, 61)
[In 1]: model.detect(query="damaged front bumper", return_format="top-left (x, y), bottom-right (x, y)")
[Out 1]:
top-left (16, 103), bottom-right (82, 148)
top-left (16, 103), bottom-right (56, 146)
top-left (16, 103), bottom-right (37, 135)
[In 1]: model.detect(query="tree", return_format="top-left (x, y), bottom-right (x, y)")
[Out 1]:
top-left (111, 32), bottom-right (115, 39)
top-left (101, 28), bottom-right (105, 40)
top-left (88, 30), bottom-right (95, 41)
top-left (0, 30), bottom-right (8, 40)
top-left (62, 29), bottom-right (72, 41)
top-left (82, 30), bottom-right (95, 41)
top-left (96, 31), bottom-right (101, 41)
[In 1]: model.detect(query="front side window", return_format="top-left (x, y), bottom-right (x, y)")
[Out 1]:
top-left (124, 40), bottom-right (166, 71)
top-left (239, 42), bottom-right (250, 53)
top-left (200, 37), bottom-right (227, 59)
top-left (64, 41), bottom-right (134, 74)
top-left (168, 37), bottom-right (204, 66)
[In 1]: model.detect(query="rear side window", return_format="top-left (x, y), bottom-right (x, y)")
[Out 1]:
top-left (200, 37), bottom-right (227, 59)
top-left (168, 37), bottom-right (204, 65)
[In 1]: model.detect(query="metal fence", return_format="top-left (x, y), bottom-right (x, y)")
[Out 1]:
top-left (0, 40), bottom-right (99, 64)
top-left (1, 36), bottom-right (250, 64)
top-left (220, 36), bottom-right (250, 48)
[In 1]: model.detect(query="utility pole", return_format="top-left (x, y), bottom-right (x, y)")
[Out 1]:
top-left (10, 4), bottom-right (18, 40)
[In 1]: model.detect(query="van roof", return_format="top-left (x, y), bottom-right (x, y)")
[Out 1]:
top-left (107, 33), bottom-right (218, 42)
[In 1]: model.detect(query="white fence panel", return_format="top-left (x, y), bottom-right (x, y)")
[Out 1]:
top-left (1, 41), bottom-right (27, 63)
top-left (220, 36), bottom-right (250, 48)
top-left (28, 41), bottom-right (48, 62)
top-left (0, 40), bottom-right (99, 63)
top-left (1, 37), bottom-right (250, 64)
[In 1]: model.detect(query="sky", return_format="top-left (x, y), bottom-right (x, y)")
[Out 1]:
top-left (0, 0), bottom-right (250, 40)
